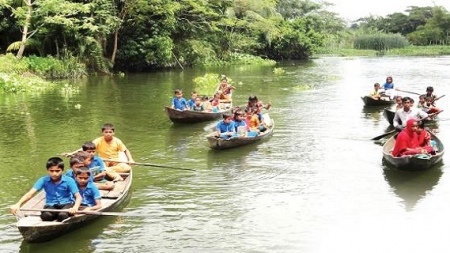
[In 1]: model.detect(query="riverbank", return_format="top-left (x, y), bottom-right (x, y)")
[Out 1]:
top-left (316, 45), bottom-right (450, 57)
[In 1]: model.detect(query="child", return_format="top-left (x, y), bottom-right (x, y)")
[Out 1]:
top-left (234, 110), bottom-right (258, 137)
top-left (424, 86), bottom-right (437, 101)
top-left (210, 92), bottom-right (221, 112)
top-left (170, 89), bottom-right (188, 111)
top-left (370, 83), bottom-right (382, 100)
top-left (75, 167), bottom-right (102, 211)
top-left (10, 157), bottom-right (82, 222)
top-left (246, 95), bottom-right (271, 123)
top-left (218, 77), bottom-right (235, 102)
top-left (417, 95), bottom-right (426, 111)
top-left (395, 96), bottom-right (403, 110)
top-left (423, 96), bottom-right (441, 114)
top-left (65, 155), bottom-right (85, 180)
top-left (190, 97), bottom-right (205, 111)
top-left (383, 76), bottom-right (396, 99)
top-left (201, 96), bottom-right (213, 112)
top-left (77, 148), bottom-right (115, 190)
top-left (215, 113), bottom-right (236, 139)
top-left (93, 123), bottom-right (134, 176)
top-left (245, 108), bottom-right (265, 133)
top-left (187, 91), bottom-right (198, 109)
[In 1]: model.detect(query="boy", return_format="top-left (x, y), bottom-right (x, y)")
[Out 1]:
top-left (78, 145), bottom-right (116, 189)
top-left (75, 167), bottom-right (102, 211)
top-left (92, 123), bottom-right (135, 176)
top-left (170, 89), bottom-right (188, 111)
top-left (215, 113), bottom-right (236, 139)
top-left (190, 97), bottom-right (205, 111)
top-left (10, 157), bottom-right (82, 222)
top-left (187, 91), bottom-right (198, 109)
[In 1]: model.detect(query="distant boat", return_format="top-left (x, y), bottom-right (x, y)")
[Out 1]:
top-left (206, 114), bottom-right (274, 150)
top-left (165, 102), bottom-right (232, 123)
top-left (382, 132), bottom-right (444, 171)
top-left (15, 171), bottom-right (132, 243)
top-left (361, 96), bottom-right (396, 106)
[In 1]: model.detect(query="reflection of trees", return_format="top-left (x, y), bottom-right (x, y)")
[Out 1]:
top-left (383, 167), bottom-right (443, 211)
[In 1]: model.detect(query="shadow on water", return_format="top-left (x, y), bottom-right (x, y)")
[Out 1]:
top-left (361, 106), bottom-right (391, 123)
top-left (382, 165), bottom-right (443, 211)
top-left (18, 192), bottom-right (132, 253)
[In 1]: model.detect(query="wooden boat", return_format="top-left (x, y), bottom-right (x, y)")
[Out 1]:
top-left (206, 114), bottom-right (274, 150)
top-left (361, 96), bottom-right (396, 106)
top-left (382, 132), bottom-right (444, 171)
top-left (165, 102), bottom-right (232, 123)
top-left (15, 171), bottom-right (132, 243)
top-left (383, 108), bottom-right (396, 125)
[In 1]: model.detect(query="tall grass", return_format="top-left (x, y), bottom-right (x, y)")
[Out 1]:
top-left (354, 34), bottom-right (409, 51)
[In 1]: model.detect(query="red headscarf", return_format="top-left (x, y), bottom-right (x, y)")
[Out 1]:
top-left (391, 119), bottom-right (419, 157)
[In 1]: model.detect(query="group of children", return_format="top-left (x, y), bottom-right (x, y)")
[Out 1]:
top-left (170, 77), bottom-right (235, 112)
top-left (369, 76), bottom-right (396, 100)
top-left (10, 123), bottom-right (134, 221)
top-left (215, 95), bottom-right (272, 139)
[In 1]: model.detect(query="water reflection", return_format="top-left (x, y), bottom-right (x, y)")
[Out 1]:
top-left (383, 166), bottom-right (443, 211)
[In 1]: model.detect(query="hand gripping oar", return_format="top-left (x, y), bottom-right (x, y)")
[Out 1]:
top-left (103, 159), bottom-right (195, 172)
top-left (371, 129), bottom-right (397, 141)
top-left (19, 208), bottom-right (145, 217)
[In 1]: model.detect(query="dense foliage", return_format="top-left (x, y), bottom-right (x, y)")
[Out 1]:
top-left (0, 0), bottom-right (337, 72)
top-left (1, 1), bottom-right (450, 74)
top-left (352, 6), bottom-right (450, 46)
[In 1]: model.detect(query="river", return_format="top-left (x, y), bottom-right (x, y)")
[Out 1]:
top-left (1, 56), bottom-right (450, 253)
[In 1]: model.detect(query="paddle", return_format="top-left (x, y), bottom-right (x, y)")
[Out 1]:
top-left (103, 159), bottom-right (195, 172)
top-left (371, 129), bottom-right (397, 141)
top-left (396, 89), bottom-right (421, 96)
top-left (19, 208), bottom-right (145, 217)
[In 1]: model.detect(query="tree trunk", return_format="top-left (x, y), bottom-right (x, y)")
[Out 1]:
top-left (16, 0), bottom-right (32, 59)
top-left (111, 30), bottom-right (118, 64)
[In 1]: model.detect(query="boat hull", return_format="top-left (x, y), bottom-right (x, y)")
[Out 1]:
top-left (361, 96), bottom-right (395, 106)
top-left (206, 117), bottom-right (274, 150)
top-left (165, 106), bottom-right (232, 123)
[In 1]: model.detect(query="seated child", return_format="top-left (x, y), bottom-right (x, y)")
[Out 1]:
top-left (246, 95), bottom-right (271, 124)
top-left (75, 166), bottom-right (102, 211)
top-left (201, 96), bottom-right (213, 112)
top-left (187, 91), bottom-right (198, 109)
top-left (10, 157), bottom-right (82, 222)
top-left (215, 113), bottom-right (236, 139)
top-left (423, 96), bottom-right (441, 114)
top-left (210, 92), bottom-right (221, 112)
top-left (218, 77), bottom-right (235, 103)
top-left (245, 108), bottom-right (266, 133)
top-left (190, 97), bottom-right (205, 111)
top-left (78, 145), bottom-right (115, 190)
top-left (234, 110), bottom-right (258, 137)
top-left (170, 89), bottom-right (188, 111)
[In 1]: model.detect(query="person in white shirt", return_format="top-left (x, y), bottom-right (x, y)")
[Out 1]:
top-left (393, 96), bottom-right (435, 131)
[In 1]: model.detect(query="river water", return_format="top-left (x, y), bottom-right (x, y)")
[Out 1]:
top-left (1, 56), bottom-right (450, 253)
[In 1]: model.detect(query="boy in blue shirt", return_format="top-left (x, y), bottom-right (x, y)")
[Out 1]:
top-left (170, 89), bottom-right (188, 110)
top-left (80, 143), bottom-right (115, 190)
top-left (75, 167), bottom-right (102, 211)
top-left (10, 157), bottom-right (82, 222)
top-left (215, 113), bottom-right (236, 139)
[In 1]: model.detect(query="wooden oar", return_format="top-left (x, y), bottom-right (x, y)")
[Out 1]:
top-left (19, 208), bottom-right (144, 217)
top-left (103, 159), bottom-right (196, 172)
top-left (396, 89), bottom-right (421, 96)
top-left (371, 129), bottom-right (397, 141)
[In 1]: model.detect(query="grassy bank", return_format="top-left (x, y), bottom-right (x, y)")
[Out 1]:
top-left (315, 45), bottom-right (450, 57)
